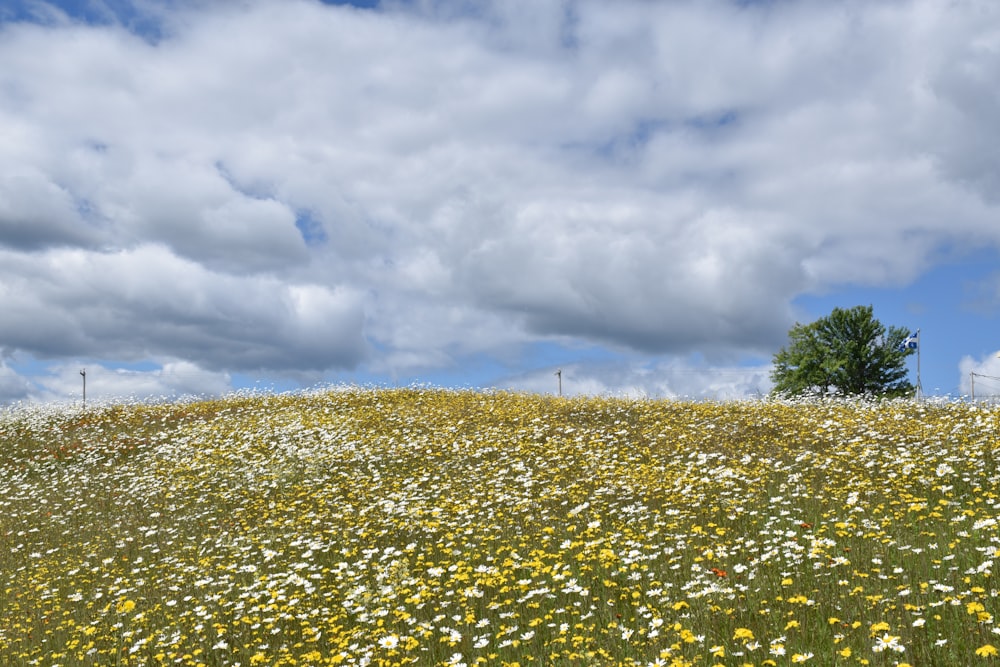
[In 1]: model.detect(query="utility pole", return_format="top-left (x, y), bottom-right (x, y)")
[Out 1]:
top-left (555, 369), bottom-right (562, 397)
top-left (80, 369), bottom-right (86, 409)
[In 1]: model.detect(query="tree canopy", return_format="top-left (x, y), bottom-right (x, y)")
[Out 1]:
top-left (770, 305), bottom-right (914, 397)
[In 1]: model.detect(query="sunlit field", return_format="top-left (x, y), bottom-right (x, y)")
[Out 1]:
top-left (3, 389), bottom-right (1000, 666)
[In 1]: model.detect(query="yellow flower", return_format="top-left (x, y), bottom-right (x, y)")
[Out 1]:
top-left (839, 647), bottom-right (852, 658)
top-left (115, 599), bottom-right (136, 614)
top-left (869, 621), bottom-right (890, 636)
top-left (733, 628), bottom-right (755, 641)
top-left (977, 644), bottom-right (999, 657)
top-left (785, 620), bottom-right (800, 630)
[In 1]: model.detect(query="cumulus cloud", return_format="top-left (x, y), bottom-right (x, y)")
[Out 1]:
top-left (0, 360), bottom-right (33, 403)
top-left (959, 351), bottom-right (1000, 400)
top-left (501, 358), bottom-right (773, 401)
top-left (0, 245), bottom-right (367, 371)
top-left (1, 0), bottom-right (999, 399)
top-left (33, 360), bottom-right (233, 404)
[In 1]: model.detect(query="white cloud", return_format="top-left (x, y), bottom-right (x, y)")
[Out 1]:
top-left (0, 359), bottom-right (33, 403)
top-left (29, 361), bottom-right (232, 404)
top-left (959, 352), bottom-right (1000, 399)
top-left (82, 361), bottom-right (229, 402)
top-left (1, 0), bottom-right (999, 399)
top-left (0, 356), bottom-right (236, 404)
top-left (500, 357), bottom-right (774, 400)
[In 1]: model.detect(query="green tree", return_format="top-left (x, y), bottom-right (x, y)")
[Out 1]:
top-left (770, 305), bottom-right (914, 397)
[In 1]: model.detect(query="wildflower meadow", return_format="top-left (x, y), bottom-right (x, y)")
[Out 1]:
top-left (2, 388), bottom-right (1000, 666)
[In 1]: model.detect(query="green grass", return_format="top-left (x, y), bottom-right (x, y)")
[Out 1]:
top-left (2, 388), bottom-right (999, 666)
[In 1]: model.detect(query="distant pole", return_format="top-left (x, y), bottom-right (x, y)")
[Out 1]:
top-left (80, 369), bottom-right (86, 408)
top-left (971, 372), bottom-right (976, 401)
top-left (915, 329), bottom-right (922, 400)
top-left (555, 369), bottom-right (562, 397)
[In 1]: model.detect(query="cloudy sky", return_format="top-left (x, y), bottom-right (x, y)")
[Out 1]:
top-left (1, 0), bottom-right (999, 404)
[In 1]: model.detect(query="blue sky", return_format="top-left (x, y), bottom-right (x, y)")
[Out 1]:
top-left (1, 0), bottom-right (999, 404)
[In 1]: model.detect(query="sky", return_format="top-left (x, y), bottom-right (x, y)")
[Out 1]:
top-left (1, 0), bottom-right (1000, 404)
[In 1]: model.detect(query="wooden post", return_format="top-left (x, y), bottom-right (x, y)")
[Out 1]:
top-left (555, 369), bottom-right (562, 397)
top-left (80, 369), bottom-right (86, 408)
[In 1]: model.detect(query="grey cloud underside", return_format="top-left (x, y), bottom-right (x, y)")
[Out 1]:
top-left (931, 41), bottom-right (1000, 203)
top-left (0, 172), bottom-right (106, 251)
top-left (0, 0), bottom-right (999, 378)
top-left (0, 214), bottom-right (102, 251)
top-left (459, 212), bottom-right (803, 353)
top-left (0, 247), bottom-right (367, 372)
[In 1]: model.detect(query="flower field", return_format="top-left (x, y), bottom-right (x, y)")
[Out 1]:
top-left (2, 388), bottom-right (1000, 667)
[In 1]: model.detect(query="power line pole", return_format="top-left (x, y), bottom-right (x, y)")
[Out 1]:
top-left (80, 369), bottom-right (86, 409)
top-left (555, 369), bottom-right (562, 397)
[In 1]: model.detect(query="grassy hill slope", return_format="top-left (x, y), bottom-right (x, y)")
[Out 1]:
top-left (2, 389), bottom-right (999, 666)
